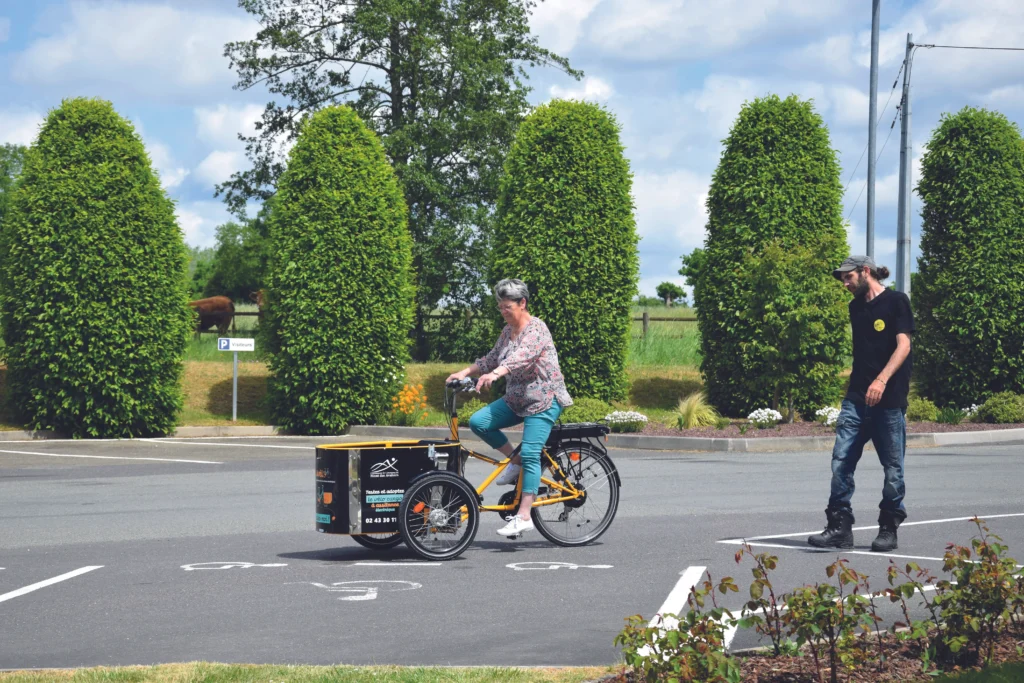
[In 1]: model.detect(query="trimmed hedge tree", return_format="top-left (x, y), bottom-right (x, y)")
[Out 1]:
top-left (914, 107), bottom-right (1024, 406)
top-left (690, 94), bottom-right (848, 417)
top-left (0, 98), bottom-right (192, 437)
top-left (491, 100), bottom-right (639, 403)
top-left (265, 106), bottom-right (414, 434)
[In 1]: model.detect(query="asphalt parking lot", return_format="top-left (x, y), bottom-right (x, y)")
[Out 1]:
top-left (2, 435), bottom-right (1023, 668)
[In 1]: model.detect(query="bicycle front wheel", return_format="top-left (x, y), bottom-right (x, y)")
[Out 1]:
top-left (399, 471), bottom-right (479, 561)
top-left (532, 442), bottom-right (619, 546)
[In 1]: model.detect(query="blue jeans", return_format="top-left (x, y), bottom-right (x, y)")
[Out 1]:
top-left (828, 399), bottom-right (907, 516)
top-left (468, 398), bottom-right (562, 495)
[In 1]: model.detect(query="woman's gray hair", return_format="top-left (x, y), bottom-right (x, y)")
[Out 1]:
top-left (494, 278), bottom-right (529, 303)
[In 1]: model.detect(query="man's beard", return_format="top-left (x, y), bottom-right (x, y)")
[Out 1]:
top-left (852, 278), bottom-right (870, 298)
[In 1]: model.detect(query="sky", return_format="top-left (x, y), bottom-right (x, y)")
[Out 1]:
top-left (2, 0), bottom-right (1024, 299)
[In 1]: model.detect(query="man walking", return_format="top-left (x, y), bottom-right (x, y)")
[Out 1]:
top-left (808, 256), bottom-right (914, 552)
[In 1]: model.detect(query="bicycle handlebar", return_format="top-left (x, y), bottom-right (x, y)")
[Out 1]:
top-left (446, 377), bottom-right (478, 392)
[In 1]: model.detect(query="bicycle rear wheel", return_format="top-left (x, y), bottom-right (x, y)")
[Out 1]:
top-left (399, 471), bottom-right (479, 561)
top-left (531, 442), bottom-right (619, 546)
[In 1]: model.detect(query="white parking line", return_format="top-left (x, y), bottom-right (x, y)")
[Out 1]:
top-left (723, 512), bottom-right (1024, 543)
top-left (650, 565), bottom-right (706, 630)
top-left (140, 439), bottom-right (310, 451)
top-left (0, 566), bottom-right (103, 604)
top-left (0, 448), bottom-right (222, 464)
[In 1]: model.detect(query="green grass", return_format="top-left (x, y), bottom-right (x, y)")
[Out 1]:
top-left (935, 662), bottom-right (1024, 682)
top-left (0, 663), bottom-right (612, 683)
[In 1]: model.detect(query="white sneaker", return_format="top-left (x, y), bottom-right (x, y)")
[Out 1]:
top-left (495, 463), bottom-right (521, 486)
top-left (497, 515), bottom-right (534, 537)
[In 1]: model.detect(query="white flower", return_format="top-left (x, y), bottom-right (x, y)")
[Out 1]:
top-left (963, 404), bottom-right (980, 417)
top-left (747, 408), bottom-right (783, 427)
top-left (815, 406), bottom-right (841, 427)
top-left (604, 410), bottom-right (648, 424)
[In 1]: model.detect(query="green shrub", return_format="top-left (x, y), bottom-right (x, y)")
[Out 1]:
top-left (907, 397), bottom-right (939, 422)
top-left (492, 100), bottom-right (639, 403)
top-left (936, 406), bottom-right (966, 425)
top-left (0, 98), bottom-right (191, 437)
top-left (686, 95), bottom-right (848, 417)
top-left (456, 397), bottom-right (488, 427)
top-left (974, 392), bottom-right (1024, 424)
top-left (562, 397), bottom-right (613, 424)
top-left (915, 107), bottom-right (1024, 405)
top-left (265, 106), bottom-right (414, 434)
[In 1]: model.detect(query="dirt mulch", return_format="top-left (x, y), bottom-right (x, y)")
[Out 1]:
top-left (595, 631), bottom-right (1024, 682)
top-left (637, 421), bottom-right (1024, 439)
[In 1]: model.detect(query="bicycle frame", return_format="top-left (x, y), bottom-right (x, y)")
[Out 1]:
top-left (445, 383), bottom-right (584, 516)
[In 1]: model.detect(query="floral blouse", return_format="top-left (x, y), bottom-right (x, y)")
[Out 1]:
top-left (475, 317), bottom-right (574, 417)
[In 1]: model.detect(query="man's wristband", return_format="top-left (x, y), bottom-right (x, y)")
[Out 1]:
top-left (874, 378), bottom-right (886, 386)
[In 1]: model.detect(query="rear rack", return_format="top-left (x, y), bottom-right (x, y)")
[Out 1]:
top-left (545, 422), bottom-right (610, 449)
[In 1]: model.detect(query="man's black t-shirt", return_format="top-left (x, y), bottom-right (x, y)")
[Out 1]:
top-left (846, 288), bottom-right (915, 409)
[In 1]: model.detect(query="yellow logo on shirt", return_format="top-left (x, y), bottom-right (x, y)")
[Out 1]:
top-left (874, 319), bottom-right (885, 332)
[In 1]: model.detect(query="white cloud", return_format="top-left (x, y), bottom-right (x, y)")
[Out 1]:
top-left (194, 103), bottom-right (264, 148)
top-left (0, 17), bottom-right (11, 43)
top-left (846, 221), bottom-right (897, 263)
top-left (694, 75), bottom-right (760, 137)
top-left (0, 109), bottom-right (44, 146)
top-left (175, 200), bottom-right (233, 248)
top-left (147, 141), bottom-right (189, 190)
top-left (529, 0), bottom-right (601, 54)
top-left (12, 3), bottom-right (257, 97)
top-left (828, 85), bottom-right (869, 128)
top-left (633, 169), bottom-right (709, 252)
top-left (588, 0), bottom-right (855, 61)
top-left (195, 150), bottom-right (244, 187)
top-left (549, 76), bottom-right (614, 102)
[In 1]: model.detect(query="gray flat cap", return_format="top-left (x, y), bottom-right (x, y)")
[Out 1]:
top-left (833, 255), bottom-right (876, 280)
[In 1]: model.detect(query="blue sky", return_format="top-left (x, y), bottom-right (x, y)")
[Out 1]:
top-left (2, 1), bottom-right (1024, 298)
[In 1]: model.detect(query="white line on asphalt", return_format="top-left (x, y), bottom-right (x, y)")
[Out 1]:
top-left (650, 565), bottom-right (706, 630)
top-left (721, 512), bottom-right (1024, 543)
top-left (0, 566), bottom-right (103, 604)
top-left (352, 562), bottom-right (442, 567)
top-left (139, 439), bottom-right (310, 450)
top-left (0, 448), bottom-right (222, 465)
top-left (718, 539), bottom-right (950, 562)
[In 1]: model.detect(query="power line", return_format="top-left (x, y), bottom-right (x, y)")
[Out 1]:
top-left (841, 61), bottom-right (904, 198)
top-left (916, 43), bottom-right (1024, 52)
top-left (846, 105), bottom-right (900, 222)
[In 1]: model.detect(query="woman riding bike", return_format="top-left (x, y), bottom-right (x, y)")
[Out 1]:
top-left (445, 278), bottom-right (573, 538)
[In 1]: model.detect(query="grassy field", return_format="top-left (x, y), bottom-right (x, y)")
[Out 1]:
top-left (0, 663), bottom-right (613, 683)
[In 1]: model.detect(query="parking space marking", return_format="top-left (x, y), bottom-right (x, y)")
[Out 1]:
top-left (0, 448), bottom-right (222, 464)
top-left (652, 565), bottom-right (706, 630)
top-left (140, 439), bottom-right (310, 451)
top-left (0, 566), bottom-right (103, 604)
top-left (720, 512), bottom-right (1024, 544)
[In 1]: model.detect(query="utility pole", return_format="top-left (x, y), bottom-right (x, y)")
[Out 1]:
top-left (866, 0), bottom-right (880, 257)
top-left (895, 33), bottom-right (913, 296)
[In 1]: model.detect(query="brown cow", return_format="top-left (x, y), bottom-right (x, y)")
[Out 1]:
top-left (248, 289), bottom-right (267, 312)
top-left (188, 296), bottom-right (234, 336)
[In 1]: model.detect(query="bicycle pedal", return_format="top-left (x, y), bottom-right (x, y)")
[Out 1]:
top-left (508, 533), bottom-right (522, 540)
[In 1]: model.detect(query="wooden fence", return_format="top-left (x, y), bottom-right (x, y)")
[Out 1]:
top-left (197, 311), bottom-right (697, 338)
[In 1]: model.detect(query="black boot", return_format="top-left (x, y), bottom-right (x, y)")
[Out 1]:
top-left (871, 510), bottom-right (905, 552)
top-left (808, 508), bottom-right (854, 549)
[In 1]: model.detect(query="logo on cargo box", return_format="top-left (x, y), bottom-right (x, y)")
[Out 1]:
top-left (370, 457), bottom-right (399, 478)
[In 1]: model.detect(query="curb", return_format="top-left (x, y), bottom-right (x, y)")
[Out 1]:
top-left (348, 425), bottom-right (1024, 453)
top-left (0, 424), bottom-right (1020, 452)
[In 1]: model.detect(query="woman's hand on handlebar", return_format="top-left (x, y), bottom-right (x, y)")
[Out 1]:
top-left (445, 370), bottom-right (468, 384)
top-left (476, 372), bottom-right (499, 392)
